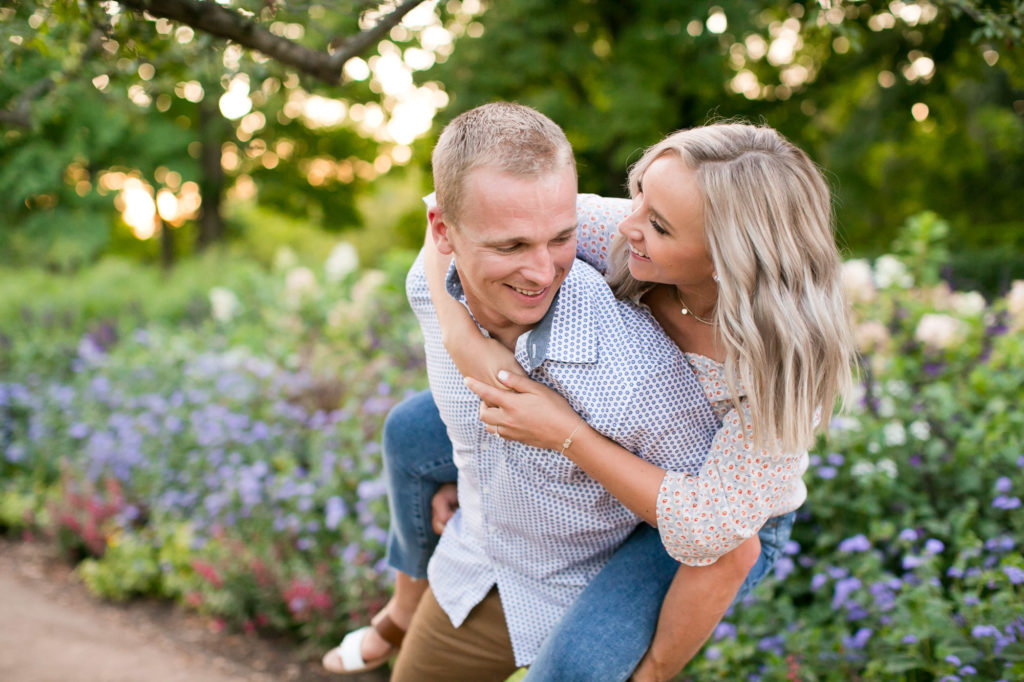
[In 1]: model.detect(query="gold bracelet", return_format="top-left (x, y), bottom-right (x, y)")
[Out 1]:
top-left (560, 418), bottom-right (586, 456)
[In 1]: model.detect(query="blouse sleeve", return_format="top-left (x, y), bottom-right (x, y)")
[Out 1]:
top-left (575, 194), bottom-right (632, 274)
top-left (655, 397), bottom-right (809, 566)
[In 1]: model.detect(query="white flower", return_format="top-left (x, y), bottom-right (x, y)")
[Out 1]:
top-left (841, 259), bottom-right (876, 303)
top-left (878, 396), bottom-right (896, 418)
top-left (851, 461), bottom-right (875, 478)
top-left (883, 421), bottom-right (907, 446)
top-left (876, 458), bottom-right (898, 479)
top-left (909, 419), bottom-right (931, 440)
top-left (325, 242), bottom-right (359, 283)
top-left (873, 255), bottom-right (913, 289)
top-left (351, 269), bottom-right (387, 305)
top-left (950, 291), bottom-right (986, 317)
top-left (1007, 280), bottom-right (1024, 330)
top-left (327, 301), bottom-right (359, 328)
top-left (854, 320), bottom-right (889, 352)
top-left (914, 313), bottom-right (965, 350)
top-left (274, 246), bottom-right (298, 270)
top-left (285, 266), bottom-right (319, 307)
top-left (885, 380), bottom-right (909, 399)
top-left (867, 441), bottom-right (880, 454)
top-left (209, 287), bottom-right (241, 323)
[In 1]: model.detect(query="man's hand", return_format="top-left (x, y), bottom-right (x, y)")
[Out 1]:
top-left (431, 482), bottom-right (459, 534)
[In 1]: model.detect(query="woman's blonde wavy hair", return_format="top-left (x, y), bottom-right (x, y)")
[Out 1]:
top-left (607, 123), bottom-right (856, 454)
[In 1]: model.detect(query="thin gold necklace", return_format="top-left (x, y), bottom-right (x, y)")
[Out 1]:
top-left (674, 288), bottom-right (715, 325)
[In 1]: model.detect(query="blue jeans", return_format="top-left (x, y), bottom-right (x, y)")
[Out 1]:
top-left (382, 390), bottom-right (795, 680)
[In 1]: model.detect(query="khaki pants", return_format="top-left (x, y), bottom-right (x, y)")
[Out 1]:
top-left (390, 586), bottom-right (518, 682)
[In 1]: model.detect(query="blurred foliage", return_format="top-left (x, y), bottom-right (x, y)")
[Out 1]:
top-left (0, 0), bottom-right (452, 267)
top-left (426, 0), bottom-right (1024, 290)
top-left (1, 227), bottom-right (1023, 676)
top-left (2, 1), bottom-right (1023, 293)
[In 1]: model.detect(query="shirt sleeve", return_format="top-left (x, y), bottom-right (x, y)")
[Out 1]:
top-left (655, 397), bottom-right (809, 566)
top-left (575, 194), bottom-right (631, 274)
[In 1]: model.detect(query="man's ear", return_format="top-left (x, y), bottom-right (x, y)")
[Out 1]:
top-left (428, 207), bottom-right (455, 256)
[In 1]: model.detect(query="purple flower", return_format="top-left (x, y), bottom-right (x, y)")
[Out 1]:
top-left (68, 422), bottom-right (90, 439)
top-left (773, 556), bottom-right (795, 580)
top-left (704, 646), bottom-right (722, 660)
top-left (898, 528), bottom-right (919, 542)
top-left (924, 538), bottom-right (945, 555)
top-left (959, 666), bottom-right (977, 676)
top-left (839, 534), bottom-right (871, 553)
top-left (972, 625), bottom-right (1000, 638)
top-left (811, 573), bottom-right (828, 591)
top-left (902, 555), bottom-right (924, 570)
top-left (832, 576), bottom-right (862, 610)
top-left (995, 476), bottom-right (1012, 493)
top-left (714, 622), bottom-right (737, 641)
top-left (992, 496), bottom-right (1021, 510)
top-left (947, 566), bottom-right (964, 578)
top-left (325, 496), bottom-right (347, 530)
top-left (783, 540), bottom-right (800, 555)
top-left (757, 634), bottom-right (785, 655)
top-left (827, 452), bottom-right (845, 466)
top-left (902, 634), bottom-right (918, 644)
top-left (1003, 566), bottom-right (1024, 585)
top-left (842, 627), bottom-right (872, 650)
top-left (945, 655), bottom-right (962, 666)
top-left (828, 566), bottom-right (850, 579)
top-left (817, 466), bottom-right (837, 479)
top-left (4, 444), bottom-right (26, 463)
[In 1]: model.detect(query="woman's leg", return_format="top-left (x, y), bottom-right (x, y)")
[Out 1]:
top-left (632, 511), bottom-right (796, 680)
top-left (326, 390), bottom-right (456, 669)
top-left (524, 523), bottom-right (676, 682)
top-left (382, 389), bottom-right (457, 578)
top-left (525, 512), bottom-right (796, 682)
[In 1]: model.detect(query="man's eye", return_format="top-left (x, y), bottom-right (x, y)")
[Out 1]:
top-left (495, 244), bottom-right (520, 253)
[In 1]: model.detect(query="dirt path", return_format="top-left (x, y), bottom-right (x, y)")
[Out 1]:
top-left (0, 538), bottom-right (387, 682)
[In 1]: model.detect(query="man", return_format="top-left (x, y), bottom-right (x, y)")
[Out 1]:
top-left (386, 102), bottom-right (723, 680)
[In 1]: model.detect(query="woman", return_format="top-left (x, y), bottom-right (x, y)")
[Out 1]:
top-left (325, 123), bottom-right (855, 680)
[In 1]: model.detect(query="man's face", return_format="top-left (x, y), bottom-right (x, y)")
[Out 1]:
top-left (432, 164), bottom-right (578, 345)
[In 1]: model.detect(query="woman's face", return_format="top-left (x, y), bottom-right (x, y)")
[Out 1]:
top-left (617, 154), bottom-right (716, 290)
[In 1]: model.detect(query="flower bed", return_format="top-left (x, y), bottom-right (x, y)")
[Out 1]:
top-left (1, 217), bottom-right (1022, 678)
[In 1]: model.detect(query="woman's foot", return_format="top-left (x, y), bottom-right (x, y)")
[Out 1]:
top-left (321, 599), bottom-right (415, 674)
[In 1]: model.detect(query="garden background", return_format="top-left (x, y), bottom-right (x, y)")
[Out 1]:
top-left (2, 1), bottom-right (1023, 680)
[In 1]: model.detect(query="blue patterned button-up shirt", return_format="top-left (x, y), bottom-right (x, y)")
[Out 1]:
top-left (406, 197), bottom-right (720, 665)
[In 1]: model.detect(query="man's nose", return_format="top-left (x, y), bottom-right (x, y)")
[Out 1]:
top-left (520, 247), bottom-right (556, 286)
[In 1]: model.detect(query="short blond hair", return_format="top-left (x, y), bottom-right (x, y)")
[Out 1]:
top-left (431, 102), bottom-right (575, 226)
top-left (608, 123), bottom-right (856, 453)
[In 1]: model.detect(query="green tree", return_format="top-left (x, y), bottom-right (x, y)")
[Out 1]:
top-left (427, 0), bottom-right (1024, 281)
top-left (0, 0), bottom-right (447, 267)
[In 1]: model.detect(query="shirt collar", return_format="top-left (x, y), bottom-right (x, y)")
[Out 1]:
top-left (444, 260), bottom-right (599, 370)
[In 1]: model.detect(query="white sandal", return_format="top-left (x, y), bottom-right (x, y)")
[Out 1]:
top-left (322, 614), bottom-right (405, 674)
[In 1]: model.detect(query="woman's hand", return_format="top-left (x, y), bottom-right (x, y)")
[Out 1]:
top-left (452, 334), bottom-right (526, 390)
top-left (463, 370), bottom-right (584, 452)
top-left (430, 482), bottom-right (459, 534)
top-left (422, 216), bottom-right (525, 389)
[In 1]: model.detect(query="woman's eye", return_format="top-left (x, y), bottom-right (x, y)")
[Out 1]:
top-left (650, 218), bottom-right (668, 235)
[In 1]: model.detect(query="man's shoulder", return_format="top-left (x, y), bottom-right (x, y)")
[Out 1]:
top-left (554, 261), bottom-right (680, 368)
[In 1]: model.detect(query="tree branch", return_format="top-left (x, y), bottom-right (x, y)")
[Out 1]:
top-left (113, 0), bottom-right (426, 84)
